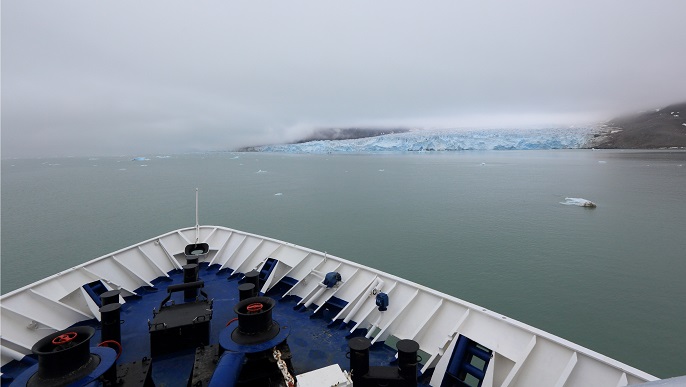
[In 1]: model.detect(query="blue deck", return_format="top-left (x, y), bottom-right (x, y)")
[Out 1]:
top-left (2, 264), bottom-right (435, 386)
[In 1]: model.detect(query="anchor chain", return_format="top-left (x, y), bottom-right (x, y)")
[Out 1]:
top-left (273, 348), bottom-right (295, 387)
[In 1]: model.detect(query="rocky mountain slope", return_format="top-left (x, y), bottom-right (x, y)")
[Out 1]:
top-left (591, 102), bottom-right (686, 149)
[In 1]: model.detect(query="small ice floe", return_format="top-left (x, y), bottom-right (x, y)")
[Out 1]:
top-left (118, 168), bottom-right (127, 171)
top-left (480, 162), bottom-right (486, 165)
top-left (155, 155), bottom-right (171, 159)
top-left (132, 157), bottom-right (150, 161)
top-left (140, 164), bottom-right (148, 167)
top-left (561, 197), bottom-right (597, 208)
top-left (378, 169), bottom-right (385, 172)
top-left (274, 193), bottom-right (283, 196)
top-left (598, 160), bottom-right (607, 164)
top-left (230, 156), bottom-right (240, 159)
top-left (682, 123), bottom-right (686, 127)
top-left (256, 169), bottom-right (267, 173)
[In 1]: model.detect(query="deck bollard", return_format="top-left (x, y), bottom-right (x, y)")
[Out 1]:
top-left (100, 303), bottom-right (122, 384)
top-left (100, 289), bottom-right (121, 306)
top-left (183, 263), bottom-right (199, 299)
top-left (348, 336), bottom-right (371, 384)
top-left (397, 339), bottom-right (420, 386)
top-left (238, 283), bottom-right (257, 300)
top-left (244, 270), bottom-right (260, 292)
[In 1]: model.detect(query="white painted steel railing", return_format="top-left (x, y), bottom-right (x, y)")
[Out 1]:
top-left (0, 226), bottom-right (658, 386)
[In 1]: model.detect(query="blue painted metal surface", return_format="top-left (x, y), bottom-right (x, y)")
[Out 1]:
top-left (441, 335), bottom-right (492, 387)
top-left (1, 263), bottom-right (430, 386)
top-left (207, 352), bottom-right (245, 387)
top-left (82, 280), bottom-right (108, 308)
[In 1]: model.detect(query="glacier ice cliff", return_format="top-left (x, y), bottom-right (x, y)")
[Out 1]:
top-left (254, 127), bottom-right (595, 153)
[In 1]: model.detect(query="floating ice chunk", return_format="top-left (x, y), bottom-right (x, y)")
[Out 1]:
top-left (231, 156), bottom-right (240, 159)
top-left (132, 157), bottom-right (150, 161)
top-left (598, 160), bottom-right (607, 163)
top-left (682, 123), bottom-right (686, 127)
top-left (140, 165), bottom-right (148, 167)
top-left (118, 168), bottom-right (127, 171)
top-left (378, 169), bottom-right (385, 172)
top-left (256, 169), bottom-right (267, 173)
top-left (274, 193), bottom-right (283, 196)
top-left (156, 155), bottom-right (171, 159)
top-left (561, 197), bottom-right (597, 208)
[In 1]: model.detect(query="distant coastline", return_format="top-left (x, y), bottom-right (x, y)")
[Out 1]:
top-left (239, 101), bottom-right (686, 152)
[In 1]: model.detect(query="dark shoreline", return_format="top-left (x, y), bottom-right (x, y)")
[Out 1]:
top-left (239, 101), bottom-right (686, 151)
top-left (589, 101), bottom-right (686, 149)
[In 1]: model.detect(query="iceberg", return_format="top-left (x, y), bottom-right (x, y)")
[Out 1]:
top-left (254, 127), bottom-right (595, 153)
top-left (561, 197), bottom-right (597, 208)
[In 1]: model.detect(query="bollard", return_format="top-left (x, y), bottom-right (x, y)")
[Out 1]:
top-left (238, 283), bottom-right (257, 300)
top-left (244, 270), bottom-right (260, 291)
top-left (183, 263), bottom-right (199, 299)
top-left (397, 339), bottom-right (420, 386)
top-left (100, 289), bottom-right (120, 306)
top-left (348, 336), bottom-right (371, 384)
top-left (100, 303), bottom-right (122, 384)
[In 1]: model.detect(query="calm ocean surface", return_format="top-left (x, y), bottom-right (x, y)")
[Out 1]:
top-left (2, 150), bottom-right (685, 377)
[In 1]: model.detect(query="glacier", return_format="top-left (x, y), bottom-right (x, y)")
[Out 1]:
top-left (254, 127), bottom-right (596, 153)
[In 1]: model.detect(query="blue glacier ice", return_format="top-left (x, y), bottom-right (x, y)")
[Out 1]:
top-left (255, 127), bottom-right (595, 153)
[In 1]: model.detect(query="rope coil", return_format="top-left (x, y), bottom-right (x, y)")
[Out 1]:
top-left (246, 303), bottom-right (264, 313)
top-left (98, 340), bottom-right (123, 360)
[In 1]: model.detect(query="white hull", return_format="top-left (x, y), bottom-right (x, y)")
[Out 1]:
top-left (0, 226), bottom-right (658, 386)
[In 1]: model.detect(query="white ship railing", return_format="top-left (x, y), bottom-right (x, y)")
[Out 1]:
top-left (0, 226), bottom-right (658, 386)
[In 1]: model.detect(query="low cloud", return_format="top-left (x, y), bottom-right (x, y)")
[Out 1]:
top-left (2, 0), bottom-right (685, 158)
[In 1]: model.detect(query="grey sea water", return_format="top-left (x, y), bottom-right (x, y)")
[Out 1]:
top-left (2, 150), bottom-right (685, 378)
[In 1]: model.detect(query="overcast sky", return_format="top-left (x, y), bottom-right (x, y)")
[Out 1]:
top-left (2, 1), bottom-right (685, 158)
